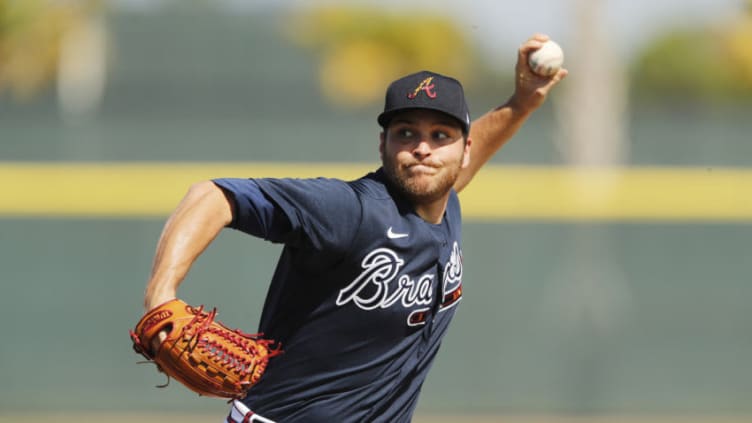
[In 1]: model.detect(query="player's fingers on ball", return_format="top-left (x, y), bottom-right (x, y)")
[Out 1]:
top-left (519, 38), bottom-right (544, 57)
top-left (553, 68), bottom-right (569, 82)
top-left (540, 69), bottom-right (568, 94)
top-left (531, 33), bottom-right (550, 42)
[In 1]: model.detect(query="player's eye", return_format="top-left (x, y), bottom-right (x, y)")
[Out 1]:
top-left (395, 128), bottom-right (416, 139)
top-left (433, 131), bottom-right (450, 141)
top-left (432, 129), bottom-right (459, 144)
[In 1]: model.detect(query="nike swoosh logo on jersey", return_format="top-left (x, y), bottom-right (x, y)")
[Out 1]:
top-left (387, 227), bottom-right (409, 239)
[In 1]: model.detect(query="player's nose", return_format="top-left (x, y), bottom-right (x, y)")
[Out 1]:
top-left (412, 138), bottom-right (432, 158)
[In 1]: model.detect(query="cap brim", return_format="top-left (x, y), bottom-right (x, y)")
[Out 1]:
top-left (377, 107), bottom-right (469, 134)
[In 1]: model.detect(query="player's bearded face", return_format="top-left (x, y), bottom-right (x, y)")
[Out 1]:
top-left (380, 110), bottom-right (469, 204)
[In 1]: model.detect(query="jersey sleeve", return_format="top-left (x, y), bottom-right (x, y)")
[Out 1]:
top-left (214, 177), bottom-right (361, 254)
top-left (253, 177), bottom-right (362, 254)
top-left (212, 178), bottom-right (292, 241)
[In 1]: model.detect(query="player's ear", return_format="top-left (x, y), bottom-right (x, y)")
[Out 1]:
top-left (461, 136), bottom-right (472, 169)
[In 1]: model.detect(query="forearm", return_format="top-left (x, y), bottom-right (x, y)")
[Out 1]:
top-left (143, 181), bottom-right (233, 310)
top-left (454, 34), bottom-right (568, 193)
top-left (474, 94), bottom-right (540, 147)
top-left (455, 99), bottom-right (535, 191)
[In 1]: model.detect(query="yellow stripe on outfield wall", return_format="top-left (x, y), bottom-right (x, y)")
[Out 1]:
top-left (0, 162), bottom-right (750, 221)
top-left (461, 166), bottom-right (751, 221)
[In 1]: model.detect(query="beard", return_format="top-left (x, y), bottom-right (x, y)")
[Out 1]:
top-left (382, 154), bottom-right (463, 205)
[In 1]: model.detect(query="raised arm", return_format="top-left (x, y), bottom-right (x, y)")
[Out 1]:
top-left (143, 181), bottom-right (234, 311)
top-left (455, 34), bottom-right (568, 192)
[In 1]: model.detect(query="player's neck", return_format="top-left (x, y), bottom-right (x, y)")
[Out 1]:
top-left (413, 194), bottom-right (449, 224)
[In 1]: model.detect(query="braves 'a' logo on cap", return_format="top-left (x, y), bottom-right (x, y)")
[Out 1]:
top-left (407, 77), bottom-right (437, 99)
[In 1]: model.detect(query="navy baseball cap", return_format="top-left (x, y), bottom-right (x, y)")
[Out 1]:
top-left (377, 70), bottom-right (471, 135)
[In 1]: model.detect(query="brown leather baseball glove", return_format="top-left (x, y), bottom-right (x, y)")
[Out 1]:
top-left (129, 299), bottom-right (281, 399)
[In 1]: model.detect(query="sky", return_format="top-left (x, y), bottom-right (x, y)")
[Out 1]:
top-left (110, 0), bottom-right (745, 62)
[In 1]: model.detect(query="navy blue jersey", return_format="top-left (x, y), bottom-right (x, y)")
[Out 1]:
top-left (214, 168), bottom-right (464, 422)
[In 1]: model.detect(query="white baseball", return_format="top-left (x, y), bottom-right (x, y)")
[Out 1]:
top-left (528, 40), bottom-right (564, 77)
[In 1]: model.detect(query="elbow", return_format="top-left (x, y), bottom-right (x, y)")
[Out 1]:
top-left (186, 180), bottom-right (220, 198)
top-left (184, 181), bottom-right (235, 226)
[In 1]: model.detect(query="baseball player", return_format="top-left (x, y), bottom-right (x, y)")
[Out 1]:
top-left (142, 34), bottom-right (566, 422)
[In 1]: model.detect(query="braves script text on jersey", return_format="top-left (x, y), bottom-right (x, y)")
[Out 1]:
top-left (214, 168), bottom-right (463, 422)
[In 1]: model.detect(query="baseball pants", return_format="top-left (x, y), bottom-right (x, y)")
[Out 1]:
top-left (225, 400), bottom-right (276, 423)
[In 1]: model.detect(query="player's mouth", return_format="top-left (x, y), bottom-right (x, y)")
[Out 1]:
top-left (406, 163), bottom-right (440, 174)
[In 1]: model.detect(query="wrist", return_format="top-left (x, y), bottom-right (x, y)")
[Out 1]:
top-left (491, 95), bottom-right (535, 126)
top-left (144, 286), bottom-right (177, 311)
top-left (504, 92), bottom-right (538, 117)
